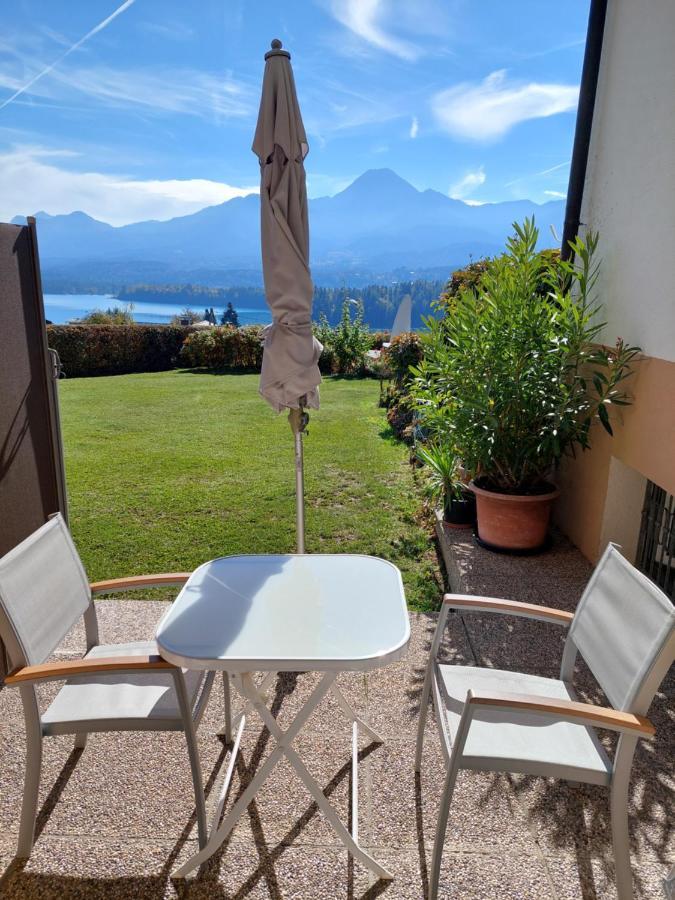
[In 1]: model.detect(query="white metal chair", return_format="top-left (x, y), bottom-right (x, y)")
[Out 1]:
top-left (0, 513), bottom-right (217, 859)
top-left (416, 543), bottom-right (675, 900)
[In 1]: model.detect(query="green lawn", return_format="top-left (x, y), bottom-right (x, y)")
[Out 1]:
top-left (60, 370), bottom-right (441, 611)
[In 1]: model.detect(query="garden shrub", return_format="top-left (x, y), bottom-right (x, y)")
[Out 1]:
top-left (314, 300), bottom-right (373, 375)
top-left (179, 325), bottom-right (265, 370)
top-left (47, 325), bottom-right (191, 377)
top-left (383, 332), bottom-right (424, 386)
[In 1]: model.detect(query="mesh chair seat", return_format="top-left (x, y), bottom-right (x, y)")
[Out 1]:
top-left (41, 641), bottom-right (206, 735)
top-left (437, 664), bottom-right (613, 785)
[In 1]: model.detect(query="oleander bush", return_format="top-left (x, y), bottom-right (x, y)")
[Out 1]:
top-left (410, 219), bottom-right (640, 492)
top-left (47, 325), bottom-right (191, 377)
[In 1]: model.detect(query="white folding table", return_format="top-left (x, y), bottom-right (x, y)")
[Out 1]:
top-left (155, 553), bottom-right (410, 879)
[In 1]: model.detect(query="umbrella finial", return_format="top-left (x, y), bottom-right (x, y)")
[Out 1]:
top-left (265, 38), bottom-right (290, 60)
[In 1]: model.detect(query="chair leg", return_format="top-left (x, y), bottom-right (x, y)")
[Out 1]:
top-left (415, 658), bottom-right (433, 772)
top-left (429, 700), bottom-right (473, 900)
top-left (17, 686), bottom-right (42, 858)
top-left (416, 607), bottom-right (452, 772)
top-left (429, 757), bottom-right (460, 900)
top-left (222, 671), bottom-right (232, 744)
top-left (611, 735), bottom-right (638, 900)
top-left (173, 671), bottom-right (208, 849)
top-left (73, 733), bottom-right (88, 750)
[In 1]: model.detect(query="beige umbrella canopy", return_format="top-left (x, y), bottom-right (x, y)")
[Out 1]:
top-left (253, 39), bottom-right (322, 413)
top-left (253, 39), bottom-right (322, 552)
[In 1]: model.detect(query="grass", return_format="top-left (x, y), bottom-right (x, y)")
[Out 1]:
top-left (59, 370), bottom-right (442, 611)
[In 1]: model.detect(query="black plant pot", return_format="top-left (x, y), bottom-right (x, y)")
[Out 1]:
top-left (443, 491), bottom-right (476, 529)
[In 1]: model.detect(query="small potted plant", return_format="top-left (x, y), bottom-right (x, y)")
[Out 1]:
top-left (412, 219), bottom-right (639, 552)
top-left (416, 442), bottom-right (476, 528)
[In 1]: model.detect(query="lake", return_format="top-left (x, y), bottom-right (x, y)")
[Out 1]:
top-left (43, 294), bottom-right (272, 326)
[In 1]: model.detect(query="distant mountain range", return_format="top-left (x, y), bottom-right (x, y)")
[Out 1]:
top-left (11, 168), bottom-right (565, 291)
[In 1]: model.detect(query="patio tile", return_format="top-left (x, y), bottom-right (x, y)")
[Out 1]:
top-left (352, 846), bottom-right (554, 900)
top-left (0, 833), bottom-right (187, 899)
top-left (214, 732), bottom-right (356, 849)
top-left (182, 842), bottom-right (351, 900)
top-left (365, 736), bottom-right (539, 853)
top-left (510, 747), bottom-right (675, 863)
top-left (57, 599), bottom-right (172, 655)
top-left (0, 726), bottom-right (230, 841)
top-left (365, 663), bottom-right (425, 740)
top-left (441, 529), bottom-right (592, 608)
top-left (544, 850), bottom-right (670, 900)
top-left (404, 613), bottom-right (439, 667)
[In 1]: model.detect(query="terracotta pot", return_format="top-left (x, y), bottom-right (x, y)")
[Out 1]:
top-left (470, 481), bottom-right (559, 552)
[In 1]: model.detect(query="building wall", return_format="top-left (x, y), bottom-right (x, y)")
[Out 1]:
top-left (555, 0), bottom-right (675, 562)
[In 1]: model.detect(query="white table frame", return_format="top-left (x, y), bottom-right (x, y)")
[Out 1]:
top-left (173, 670), bottom-right (391, 879)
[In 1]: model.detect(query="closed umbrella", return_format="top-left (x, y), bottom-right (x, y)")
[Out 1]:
top-left (253, 39), bottom-right (322, 553)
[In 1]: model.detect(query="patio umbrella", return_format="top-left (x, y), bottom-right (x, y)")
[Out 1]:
top-left (253, 39), bottom-right (322, 554)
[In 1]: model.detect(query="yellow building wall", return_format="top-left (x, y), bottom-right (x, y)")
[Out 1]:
top-left (556, 355), bottom-right (675, 562)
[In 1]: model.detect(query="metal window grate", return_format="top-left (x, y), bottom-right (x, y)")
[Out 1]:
top-left (636, 481), bottom-right (675, 601)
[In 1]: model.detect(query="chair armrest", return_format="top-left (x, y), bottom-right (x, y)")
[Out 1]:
top-left (4, 655), bottom-right (175, 685)
top-left (467, 689), bottom-right (655, 737)
top-left (443, 593), bottom-right (574, 626)
top-left (90, 573), bottom-right (191, 594)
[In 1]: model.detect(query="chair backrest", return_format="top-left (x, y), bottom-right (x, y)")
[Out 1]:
top-left (564, 544), bottom-right (675, 714)
top-left (0, 514), bottom-right (91, 669)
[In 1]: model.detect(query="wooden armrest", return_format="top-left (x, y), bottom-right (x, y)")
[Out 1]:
top-left (90, 573), bottom-right (191, 594)
top-left (467, 690), bottom-right (655, 737)
top-left (4, 655), bottom-right (175, 685)
top-left (443, 593), bottom-right (574, 626)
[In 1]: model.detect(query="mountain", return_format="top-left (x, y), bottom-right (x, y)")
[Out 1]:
top-left (12, 169), bottom-right (565, 290)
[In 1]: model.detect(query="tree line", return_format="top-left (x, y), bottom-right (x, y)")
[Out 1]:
top-left (115, 279), bottom-right (445, 329)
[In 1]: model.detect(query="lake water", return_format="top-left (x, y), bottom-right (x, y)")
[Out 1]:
top-left (43, 294), bottom-right (272, 327)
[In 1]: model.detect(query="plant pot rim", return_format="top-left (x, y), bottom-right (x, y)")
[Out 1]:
top-left (469, 480), bottom-right (560, 502)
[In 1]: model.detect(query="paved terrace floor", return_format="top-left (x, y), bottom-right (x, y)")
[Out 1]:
top-left (0, 533), bottom-right (672, 899)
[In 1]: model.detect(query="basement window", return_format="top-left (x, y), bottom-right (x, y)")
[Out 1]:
top-left (636, 481), bottom-right (675, 601)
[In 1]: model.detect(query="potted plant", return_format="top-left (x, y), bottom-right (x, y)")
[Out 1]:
top-left (416, 442), bottom-right (476, 528)
top-left (411, 219), bottom-right (639, 552)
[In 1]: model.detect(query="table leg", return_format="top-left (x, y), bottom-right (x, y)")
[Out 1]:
top-left (173, 670), bottom-right (335, 879)
top-left (243, 674), bottom-right (392, 881)
top-left (330, 682), bottom-right (383, 744)
top-left (173, 670), bottom-right (393, 882)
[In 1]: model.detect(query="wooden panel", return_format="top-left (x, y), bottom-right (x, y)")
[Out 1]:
top-left (443, 594), bottom-right (574, 625)
top-left (468, 690), bottom-right (655, 736)
top-left (5, 655), bottom-right (175, 684)
top-left (90, 573), bottom-right (191, 593)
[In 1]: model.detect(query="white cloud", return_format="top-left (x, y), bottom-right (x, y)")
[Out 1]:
top-left (0, 147), bottom-right (258, 226)
top-left (450, 166), bottom-right (486, 200)
top-left (544, 189), bottom-right (566, 199)
top-left (409, 115), bottom-right (419, 139)
top-left (330, 0), bottom-right (420, 60)
top-left (432, 70), bottom-right (579, 141)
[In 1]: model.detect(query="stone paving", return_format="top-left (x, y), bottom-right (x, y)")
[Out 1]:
top-left (0, 533), bottom-right (672, 898)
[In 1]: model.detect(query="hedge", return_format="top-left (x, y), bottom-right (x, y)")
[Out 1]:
top-left (46, 323), bottom-right (399, 378)
top-left (179, 325), bottom-right (265, 370)
top-left (47, 325), bottom-right (191, 378)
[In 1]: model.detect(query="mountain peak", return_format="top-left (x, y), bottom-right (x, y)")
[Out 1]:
top-left (338, 168), bottom-right (418, 199)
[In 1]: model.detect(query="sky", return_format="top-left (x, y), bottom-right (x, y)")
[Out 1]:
top-left (0, 0), bottom-right (590, 226)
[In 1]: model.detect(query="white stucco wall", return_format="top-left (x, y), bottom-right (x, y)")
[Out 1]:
top-left (580, 0), bottom-right (675, 363)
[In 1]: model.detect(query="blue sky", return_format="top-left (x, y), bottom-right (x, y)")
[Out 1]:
top-left (0, 0), bottom-right (589, 225)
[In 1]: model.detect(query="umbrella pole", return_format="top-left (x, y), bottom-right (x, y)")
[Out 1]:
top-left (289, 403), bottom-right (309, 553)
